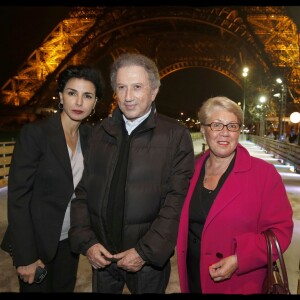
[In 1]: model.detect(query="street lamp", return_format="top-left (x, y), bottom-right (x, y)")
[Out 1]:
top-left (290, 112), bottom-right (300, 123)
top-left (290, 112), bottom-right (300, 145)
top-left (242, 67), bottom-right (249, 129)
top-left (275, 78), bottom-right (286, 140)
top-left (258, 96), bottom-right (267, 137)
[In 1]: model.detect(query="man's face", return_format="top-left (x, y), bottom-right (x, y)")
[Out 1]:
top-left (115, 65), bottom-right (158, 121)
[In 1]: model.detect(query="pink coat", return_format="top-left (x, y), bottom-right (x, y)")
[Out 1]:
top-left (176, 143), bottom-right (293, 294)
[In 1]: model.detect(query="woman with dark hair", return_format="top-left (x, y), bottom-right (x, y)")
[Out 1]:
top-left (1, 64), bottom-right (104, 292)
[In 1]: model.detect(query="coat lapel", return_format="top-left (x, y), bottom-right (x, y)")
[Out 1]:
top-left (46, 113), bottom-right (72, 179)
top-left (78, 124), bottom-right (91, 156)
top-left (204, 144), bottom-right (249, 229)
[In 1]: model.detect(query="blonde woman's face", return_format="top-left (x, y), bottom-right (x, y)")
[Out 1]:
top-left (201, 107), bottom-right (240, 158)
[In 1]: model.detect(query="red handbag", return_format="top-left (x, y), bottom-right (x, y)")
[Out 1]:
top-left (262, 229), bottom-right (291, 294)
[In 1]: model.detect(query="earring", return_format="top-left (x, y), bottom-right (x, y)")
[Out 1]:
top-left (58, 102), bottom-right (63, 110)
top-left (90, 108), bottom-right (95, 116)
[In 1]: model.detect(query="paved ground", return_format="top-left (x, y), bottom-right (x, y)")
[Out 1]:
top-left (1, 137), bottom-right (299, 294)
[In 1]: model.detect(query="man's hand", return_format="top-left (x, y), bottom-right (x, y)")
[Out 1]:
top-left (86, 243), bottom-right (114, 269)
top-left (114, 248), bottom-right (145, 272)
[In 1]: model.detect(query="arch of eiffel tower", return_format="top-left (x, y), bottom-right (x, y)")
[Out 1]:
top-left (1, 6), bottom-right (299, 118)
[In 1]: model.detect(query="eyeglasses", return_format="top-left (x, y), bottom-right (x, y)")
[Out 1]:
top-left (203, 122), bottom-right (241, 132)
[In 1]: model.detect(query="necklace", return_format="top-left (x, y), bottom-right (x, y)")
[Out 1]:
top-left (203, 179), bottom-right (213, 194)
top-left (203, 156), bottom-right (233, 191)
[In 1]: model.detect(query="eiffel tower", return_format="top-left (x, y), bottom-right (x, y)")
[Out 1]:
top-left (1, 6), bottom-right (299, 120)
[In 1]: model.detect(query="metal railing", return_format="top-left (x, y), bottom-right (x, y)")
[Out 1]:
top-left (1, 133), bottom-right (299, 189)
top-left (0, 141), bottom-right (15, 188)
top-left (248, 135), bottom-right (300, 173)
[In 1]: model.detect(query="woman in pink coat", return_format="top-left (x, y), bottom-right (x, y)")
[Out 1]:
top-left (176, 96), bottom-right (293, 294)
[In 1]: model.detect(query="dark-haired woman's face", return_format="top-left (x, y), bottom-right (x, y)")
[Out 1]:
top-left (59, 78), bottom-right (97, 122)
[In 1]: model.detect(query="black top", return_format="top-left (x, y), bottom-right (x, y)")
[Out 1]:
top-left (187, 152), bottom-right (236, 293)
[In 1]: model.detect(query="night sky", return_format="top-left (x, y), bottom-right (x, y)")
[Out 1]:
top-left (1, 5), bottom-right (298, 120)
top-left (0, 6), bottom-right (70, 87)
top-left (156, 68), bottom-right (241, 119)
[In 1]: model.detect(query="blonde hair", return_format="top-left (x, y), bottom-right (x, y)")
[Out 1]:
top-left (198, 96), bottom-right (243, 125)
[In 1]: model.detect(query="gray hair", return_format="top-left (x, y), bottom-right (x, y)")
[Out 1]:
top-left (110, 53), bottom-right (161, 92)
top-left (198, 96), bottom-right (243, 125)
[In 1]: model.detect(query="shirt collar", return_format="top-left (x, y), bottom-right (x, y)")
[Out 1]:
top-left (123, 108), bottom-right (151, 135)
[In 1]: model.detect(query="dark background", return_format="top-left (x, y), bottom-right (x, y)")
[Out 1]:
top-left (0, 6), bottom-right (70, 87)
top-left (0, 5), bottom-right (299, 119)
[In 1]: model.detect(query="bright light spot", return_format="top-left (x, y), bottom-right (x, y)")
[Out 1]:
top-left (290, 112), bottom-right (300, 123)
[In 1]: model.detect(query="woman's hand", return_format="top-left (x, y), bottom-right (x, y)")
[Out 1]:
top-left (209, 254), bottom-right (238, 282)
top-left (17, 259), bottom-right (45, 284)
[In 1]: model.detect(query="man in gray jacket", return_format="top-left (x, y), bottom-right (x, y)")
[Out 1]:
top-left (69, 53), bottom-right (194, 294)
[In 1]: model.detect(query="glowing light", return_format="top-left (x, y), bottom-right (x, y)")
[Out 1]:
top-left (290, 112), bottom-right (300, 123)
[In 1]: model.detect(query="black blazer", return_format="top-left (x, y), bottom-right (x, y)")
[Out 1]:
top-left (1, 113), bottom-right (92, 267)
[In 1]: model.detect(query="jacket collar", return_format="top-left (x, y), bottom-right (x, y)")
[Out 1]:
top-left (199, 143), bottom-right (251, 228)
top-left (104, 102), bottom-right (157, 135)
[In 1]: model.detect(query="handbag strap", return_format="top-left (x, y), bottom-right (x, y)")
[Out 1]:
top-left (264, 230), bottom-right (273, 290)
top-left (263, 229), bottom-right (290, 291)
top-left (268, 229), bottom-right (290, 288)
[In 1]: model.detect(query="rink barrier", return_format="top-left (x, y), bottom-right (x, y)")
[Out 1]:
top-left (0, 134), bottom-right (204, 188)
top-left (0, 142), bottom-right (15, 188)
top-left (2, 134), bottom-right (298, 188)
top-left (249, 135), bottom-right (300, 174)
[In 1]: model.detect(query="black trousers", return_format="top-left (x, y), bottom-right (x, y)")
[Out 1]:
top-left (93, 260), bottom-right (171, 294)
top-left (19, 238), bottom-right (79, 292)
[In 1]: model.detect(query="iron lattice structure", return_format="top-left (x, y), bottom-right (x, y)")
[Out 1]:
top-left (1, 6), bottom-right (299, 110)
